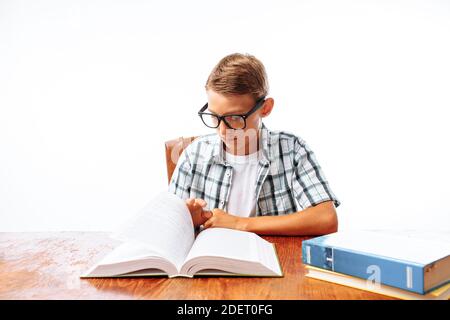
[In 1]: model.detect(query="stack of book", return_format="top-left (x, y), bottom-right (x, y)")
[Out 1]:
top-left (302, 230), bottom-right (450, 300)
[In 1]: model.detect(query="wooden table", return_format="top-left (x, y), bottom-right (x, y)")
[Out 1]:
top-left (0, 232), bottom-right (393, 300)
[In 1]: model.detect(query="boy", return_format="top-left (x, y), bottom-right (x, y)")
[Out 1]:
top-left (169, 53), bottom-right (340, 236)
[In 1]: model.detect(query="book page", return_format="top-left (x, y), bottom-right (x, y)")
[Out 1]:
top-left (111, 191), bottom-right (195, 271)
top-left (305, 266), bottom-right (450, 300)
top-left (98, 240), bottom-right (164, 265)
top-left (184, 228), bottom-right (259, 263)
top-left (256, 238), bottom-right (283, 276)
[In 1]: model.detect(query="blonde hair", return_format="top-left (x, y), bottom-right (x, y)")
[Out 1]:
top-left (205, 53), bottom-right (269, 101)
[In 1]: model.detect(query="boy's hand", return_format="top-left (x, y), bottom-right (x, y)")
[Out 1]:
top-left (203, 208), bottom-right (248, 231)
top-left (185, 198), bottom-right (213, 227)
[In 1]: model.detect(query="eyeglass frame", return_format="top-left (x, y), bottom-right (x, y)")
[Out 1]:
top-left (198, 96), bottom-right (266, 130)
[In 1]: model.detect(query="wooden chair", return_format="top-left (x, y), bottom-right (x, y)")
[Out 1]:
top-left (164, 136), bottom-right (198, 184)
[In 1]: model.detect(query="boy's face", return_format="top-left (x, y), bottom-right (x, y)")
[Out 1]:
top-left (206, 90), bottom-right (273, 155)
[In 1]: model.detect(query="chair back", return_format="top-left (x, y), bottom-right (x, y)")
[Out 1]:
top-left (164, 136), bottom-right (198, 184)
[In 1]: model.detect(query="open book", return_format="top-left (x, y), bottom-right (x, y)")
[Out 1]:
top-left (80, 192), bottom-right (283, 278)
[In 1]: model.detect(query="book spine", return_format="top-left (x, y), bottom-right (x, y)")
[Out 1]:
top-left (301, 241), bottom-right (425, 294)
top-left (168, 274), bottom-right (194, 278)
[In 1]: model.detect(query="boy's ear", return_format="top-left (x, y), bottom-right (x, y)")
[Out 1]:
top-left (260, 98), bottom-right (274, 118)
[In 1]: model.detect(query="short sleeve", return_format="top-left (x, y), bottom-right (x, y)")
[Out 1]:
top-left (168, 148), bottom-right (193, 201)
top-left (291, 138), bottom-right (341, 210)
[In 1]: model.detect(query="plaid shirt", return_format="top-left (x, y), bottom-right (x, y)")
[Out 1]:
top-left (168, 123), bottom-right (340, 216)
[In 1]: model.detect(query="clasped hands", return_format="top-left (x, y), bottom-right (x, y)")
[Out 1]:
top-left (185, 198), bottom-right (247, 231)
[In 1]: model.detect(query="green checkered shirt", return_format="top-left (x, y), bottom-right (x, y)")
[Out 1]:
top-left (168, 123), bottom-right (340, 216)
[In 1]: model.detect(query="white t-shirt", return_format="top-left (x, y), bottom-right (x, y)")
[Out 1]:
top-left (224, 149), bottom-right (261, 217)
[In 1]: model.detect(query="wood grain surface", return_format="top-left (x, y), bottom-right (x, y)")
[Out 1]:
top-left (0, 232), bottom-right (394, 300)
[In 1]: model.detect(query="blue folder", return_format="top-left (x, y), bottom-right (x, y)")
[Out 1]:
top-left (302, 230), bottom-right (450, 294)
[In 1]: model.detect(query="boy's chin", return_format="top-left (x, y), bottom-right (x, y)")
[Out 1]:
top-left (222, 141), bottom-right (235, 150)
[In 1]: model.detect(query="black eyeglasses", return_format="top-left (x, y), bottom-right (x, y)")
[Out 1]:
top-left (198, 96), bottom-right (266, 130)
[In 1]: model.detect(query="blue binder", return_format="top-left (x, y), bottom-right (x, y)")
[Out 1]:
top-left (302, 231), bottom-right (450, 294)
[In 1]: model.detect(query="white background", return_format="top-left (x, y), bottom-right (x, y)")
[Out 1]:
top-left (1, 0), bottom-right (449, 232)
